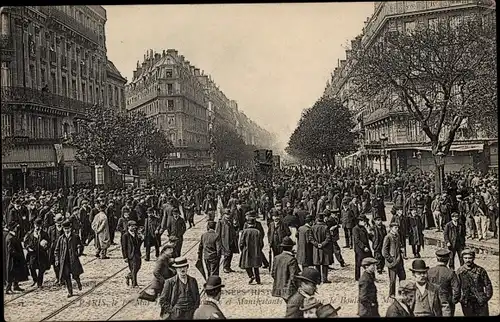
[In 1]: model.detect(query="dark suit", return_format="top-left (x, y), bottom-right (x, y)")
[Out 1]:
top-left (159, 275), bottom-right (200, 319)
top-left (271, 251), bottom-right (300, 302)
top-left (296, 224), bottom-right (313, 268)
top-left (121, 231), bottom-right (143, 286)
top-left (352, 224), bottom-right (373, 281)
top-left (358, 271), bottom-right (379, 317)
top-left (198, 230), bottom-right (221, 277)
top-left (371, 224), bottom-right (387, 273)
top-left (165, 216), bottom-right (187, 257)
top-left (443, 221), bottom-right (465, 269)
top-left (385, 299), bottom-right (414, 317)
top-left (285, 291), bottom-right (306, 318)
top-left (268, 220), bottom-right (291, 257)
top-left (193, 299), bottom-right (226, 319)
top-left (427, 263), bottom-right (460, 316)
top-left (382, 233), bottom-right (406, 297)
top-left (413, 282), bottom-right (448, 316)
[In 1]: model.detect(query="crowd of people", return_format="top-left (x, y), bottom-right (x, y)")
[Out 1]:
top-left (2, 166), bottom-right (497, 318)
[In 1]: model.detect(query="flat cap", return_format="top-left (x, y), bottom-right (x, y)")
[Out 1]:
top-left (390, 222), bottom-right (400, 227)
top-left (127, 220), bottom-right (137, 226)
top-left (461, 248), bottom-right (476, 257)
top-left (399, 280), bottom-right (416, 291)
top-left (435, 249), bottom-right (451, 257)
top-left (361, 257), bottom-right (378, 266)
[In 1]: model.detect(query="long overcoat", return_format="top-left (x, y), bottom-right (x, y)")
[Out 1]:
top-left (144, 213), bottom-right (161, 248)
top-left (4, 232), bottom-right (29, 283)
top-left (271, 251), bottom-right (300, 301)
top-left (296, 224), bottom-right (313, 266)
top-left (47, 224), bottom-right (63, 265)
top-left (407, 215), bottom-right (424, 246)
top-left (24, 229), bottom-right (51, 271)
top-left (341, 207), bottom-right (355, 229)
top-left (91, 211), bottom-right (111, 250)
top-left (239, 227), bottom-right (262, 269)
top-left (309, 221), bottom-right (333, 265)
top-left (216, 218), bottom-right (239, 255)
top-left (358, 271), bottom-right (379, 317)
top-left (54, 233), bottom-right (84, 280)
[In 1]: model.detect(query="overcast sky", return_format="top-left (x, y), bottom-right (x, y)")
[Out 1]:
top-left (104, 3), bottom-right (375, 149)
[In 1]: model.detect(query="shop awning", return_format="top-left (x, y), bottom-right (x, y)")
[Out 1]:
top-left (107, 161), bottom-right (122, 172)
top-left (387, 143), bottom-right (484, 152)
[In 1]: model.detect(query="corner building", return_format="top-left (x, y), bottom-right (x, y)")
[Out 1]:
top-left (323, 0), bottom-right (497, 174)
top-left (1, 6), bottom-right (126, 191)
top-left (126, 49), bottom-right (211, 168)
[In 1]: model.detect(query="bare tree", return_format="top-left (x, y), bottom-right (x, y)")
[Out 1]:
top-left (350, 12), bottom-right (496, 192)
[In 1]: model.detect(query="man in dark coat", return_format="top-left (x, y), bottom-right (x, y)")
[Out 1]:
top-left (410, 259), bottom-right (449, 316)
top-left (23, 218), bottom-right (51, 288)
top-left (144, 207), bottom-right (161, 261)
top-left (285, 267), bottom-right (321, 318)
top-left (159, 257), bottom-right (201, 320)
top-left (216, 209), bottom-right (238, 273)
top-left (358, 257), bottom-right (379, 317)
top-left (54, 220), bottom-right (84, 297)
top-left (427, 249), bottom-right (461, 316)
top-left (408, 208), bottom-right (424, 258)
top-left (457, 248), bottom-right (493, 316)
top-left (268, 212), bottom-right (291, 258)
top-left (106, 200), bottom-right (118, 245)
top-left (308, 213), bottom-right (333, 283)
top-left (121, 220), bottom-right (143, 287)
top-left (296, 215), bottom-right (314, 269)
top-left (198, 220), bottom-right (221, 277)
top-left (382, 222), bottom-right (406, 298)
top-left (47, 213), bottom-right (65, 283)
top-left (352, 214), bottom-right (373, 281)
top-left (340, 200), bottom-right (355, 248)
top-left (243, 211), bottom-right (269, 269)
top-left (385, 280), bottom-right (416, 317)
top-left (4, 221), bottom-right (29, 294)
top-left (390, 206), bottom-right (408, 259)
top-left (371, 215), bottom-right (387, 274)
top-left (139, 238), bottom-right (177, 302)
top-left (443, 212), bottom-right (466, 270)
top-left (164, 209), bottom-right (187, 258)
top-left (271, 236), bottom-right (300, 303)
top-left (326, 210), bottom-right (346, 267)
top-left (239, 216), bottom-right (263, 284)
top-left (193, 276), bottom-right (226, 319)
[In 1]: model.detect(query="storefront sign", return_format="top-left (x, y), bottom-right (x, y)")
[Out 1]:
top-left (2, 162), bottom-right (56, 169)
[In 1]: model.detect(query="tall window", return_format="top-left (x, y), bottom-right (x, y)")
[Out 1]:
top-left (82, 82), bottom-right (86, 102)
top-left (29, 65), bottom-right (36, 88)
top-left (61, 76), bottom-right (67, 97)
top-left (168, 115), bottom-right (175, 126)
top-left (72, 79), bottom-right (77, 98)
top-left (50, 72), bottom-right (56, 93)
top-left (1, 114), bottom-right (12, 137)
top-left (167, 83), bottom-right (173, 94)
top-left (404, 21), bottom-right (416, 33)
top-left (89, 84), bottom-right (93, 103)
top-left (167, 99), bottom-right (174, 111)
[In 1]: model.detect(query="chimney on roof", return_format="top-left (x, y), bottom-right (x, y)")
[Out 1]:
top-left (194, 68), bottom-right (200, 76)
top-left (201, 70), bottom-right (204, 75)
top-left (162, 50), bottom-right (166, 57)
top-left (179, 55), bottom-right (185, 62)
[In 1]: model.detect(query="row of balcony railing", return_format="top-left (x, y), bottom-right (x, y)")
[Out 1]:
top-left (1, 86), bottom-right (93, 115)
top-left (39, 7), bottom-right (100, 44)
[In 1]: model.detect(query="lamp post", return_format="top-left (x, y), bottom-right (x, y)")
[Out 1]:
top-left (20, 163), bottom-right (28, 191)
top-left (416, 150), bottom-right (422, 173)
top-left (380, 133), bottom-right (388, 173)
top-left (435, 151), bottom-right (445, 194)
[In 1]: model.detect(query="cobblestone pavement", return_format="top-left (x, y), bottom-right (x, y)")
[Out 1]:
top-left (4, 211), bottom-right (498, 320)
top-left (3, 215), bottom-right (206, 322)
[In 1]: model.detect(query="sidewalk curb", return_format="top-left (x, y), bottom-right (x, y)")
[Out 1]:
top-left (423, 234), bottom-right (499, 256)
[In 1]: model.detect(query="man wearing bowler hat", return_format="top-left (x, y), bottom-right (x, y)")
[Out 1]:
top-left (427, 249), bottom-right (460, 316)
top-left (271, 236), bottom-right (300, 303)
top-left (352, 214), bottom-right (373, 281)
top-left (193, 276), bottom-right (226, 319)
top-left (159, 257), bottom-right (200, 320)
top-left (285, 267), bottom-right (321, 318)
top-left (358, 257), bottom-right (379, 317)
top-left (410, 259), bottom-right (449, 316)
top-left (309, 212), bottom-right (333, 283)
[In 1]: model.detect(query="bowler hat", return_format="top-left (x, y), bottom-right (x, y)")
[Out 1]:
top-left (305, 214), bottom-right (315, 222)
top-left (435, 249), bottom-right (451, 258)
top-left (451, 212), bottom-right (459, 218)
top-left (316, 304), bottom-right (340, 318)
top-left (409, 259), bottom-right (429, 272)
top-left (62, 220), bottom-right (72, 229)
top-left (280, 236), bottom-right (295, 248)
top-left (172, 257), bottom-right (189, 268)
top-left (294, 267), bottom-right (321, 285)
top-left (203, 276), bottom-right (225, 291)
top-left (34, 218), bottom-right (43, 226)
top-left (357, 214), bottom-right (367, 221)
top-left (361, 257), bottom-right (378, 267)
top-left (299, 297), bottom-right (322, 311)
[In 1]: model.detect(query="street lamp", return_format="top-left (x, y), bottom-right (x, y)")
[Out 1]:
top-left (380, 133), bottom-right (388, 173)
top-left (435, 151), bottom-right (445, 194)
top-left (20, 163), bottom-right (28, 191)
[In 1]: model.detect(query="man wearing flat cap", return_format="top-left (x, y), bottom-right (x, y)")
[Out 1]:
top-left (271, 236), bottom-right (300, 303)
top-left (285, 267), bottom-right (321, 318)
top-left (410, 259), bottom-right (449, 316)
top-left (352, 214), bottom-right (373, 281)
top-left (385, 280), bottom-right (416, 317)
top-left (456, 248), bottom-right (493, 316)
top-left (427, 249), bottom-right (460, 316)
top-left (121, 220), bottom-right (143, 287)
top-left (193, 276), bottom-right (226, 319)
top-left (159, 257), bottom-right (200, 320)
top-left (23, 217), bottom-right (51, 288)
top-left (358, 257), bottom-right (379, 317)
top-left (382, 221), bottom-right (406, 298)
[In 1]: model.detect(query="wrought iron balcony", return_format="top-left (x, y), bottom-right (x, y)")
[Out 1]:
top-left (1, 86), bottom-right (93, 115)
top-left (41, 7), bottom-right (99, 44)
